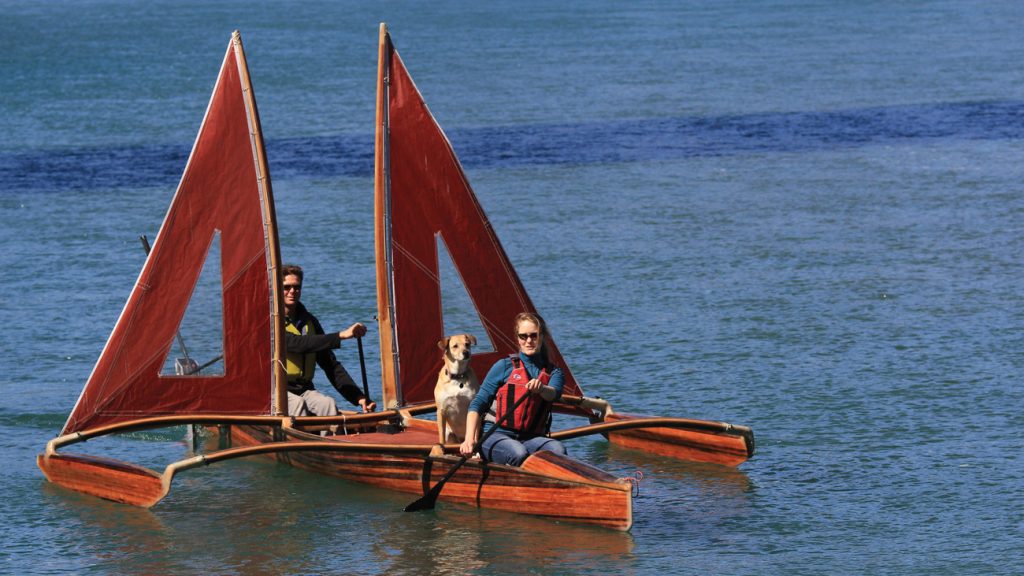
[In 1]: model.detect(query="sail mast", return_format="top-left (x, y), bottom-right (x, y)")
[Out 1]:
top-left (375, 23), bottom-right (401, 409)
top-left (231, 31), bottom-right (287, 415)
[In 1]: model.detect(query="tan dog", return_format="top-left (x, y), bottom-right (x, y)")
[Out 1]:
top-left (434, 334), bottom-right (479, 444)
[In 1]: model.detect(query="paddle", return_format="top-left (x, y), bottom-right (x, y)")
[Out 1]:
top-left (356, 336), bottom-right (372, 410)
top-left (404, 385), bottom-right (554, 512)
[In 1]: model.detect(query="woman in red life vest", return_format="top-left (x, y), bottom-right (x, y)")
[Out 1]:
top-left (459, 312), bottom-right (567, 466)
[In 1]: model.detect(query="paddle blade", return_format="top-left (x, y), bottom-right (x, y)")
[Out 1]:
top-left (403, 488), bottom-right (440, 512)
top-left (37, 453), bottom-right (167, 507)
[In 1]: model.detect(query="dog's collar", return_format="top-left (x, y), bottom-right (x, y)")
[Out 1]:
top-left (445, 368), bottom-right (470, 388)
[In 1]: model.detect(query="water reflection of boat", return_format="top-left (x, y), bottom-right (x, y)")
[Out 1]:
top-left (604, 442), bottom-right (753, 496)
top-left (378, 506), bottom-right (636, 574)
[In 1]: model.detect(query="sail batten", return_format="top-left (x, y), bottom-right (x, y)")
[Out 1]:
top-left (62, 32), bottom-right (281, 435)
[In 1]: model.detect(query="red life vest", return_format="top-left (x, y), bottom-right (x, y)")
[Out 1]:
top-left (494, 356), bottom-right (552, 435)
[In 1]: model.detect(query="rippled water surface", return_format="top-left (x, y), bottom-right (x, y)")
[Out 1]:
top-left (2, 2), bottom-right (1022, 574)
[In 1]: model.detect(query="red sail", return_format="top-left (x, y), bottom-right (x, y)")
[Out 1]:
top-left (63, 35), bottom-right (282, 434)
top-left (375, 30), bottom-right (582, 408)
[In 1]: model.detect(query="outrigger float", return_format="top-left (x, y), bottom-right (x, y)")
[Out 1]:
top-left (38, 26), bottom-right (753, 531)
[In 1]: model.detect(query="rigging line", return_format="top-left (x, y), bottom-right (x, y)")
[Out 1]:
top-left (139, 235), bottom-right (194, 367)
top-left (479, 314), bottom-right (518, 350)
top-left (222, 249), bottom-right (266, 290)
top-left (392, 240), bottom-right (441, 284)
top-left (448, 142), bottom-right (531, 311)
top-left (187, 354), bottom-right (224, 375)
top-left (88, 292), bottom-right (205, 410)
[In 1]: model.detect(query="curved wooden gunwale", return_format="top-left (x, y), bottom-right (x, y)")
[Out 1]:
top-left (41, 411), bottom-right (400, 454)
top-left (553, 416), bottom-right (753, 440)
top-left (228, 423), bottom-right (633, 530)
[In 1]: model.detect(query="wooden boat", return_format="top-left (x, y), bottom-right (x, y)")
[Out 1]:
top-left (37, 25), bottom-right (754, 532)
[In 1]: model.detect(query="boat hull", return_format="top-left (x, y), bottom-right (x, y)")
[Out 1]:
top-left (226, 423), bottom-right (633, 530)
top-left (603, 413), bottom-right (755, 467)
top-left (37, 452), bottom-right (165, 507)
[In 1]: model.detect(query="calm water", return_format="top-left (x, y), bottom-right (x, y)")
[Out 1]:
top-left (2, 1), bottom-right (1022, 574)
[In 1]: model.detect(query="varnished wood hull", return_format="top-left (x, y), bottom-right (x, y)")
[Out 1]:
top-left (37, 452), bottom-right (166, 507)
top-left (228, 424), bottom-right (633, 530)
top-left (603, 413), bottom-right (755, 467)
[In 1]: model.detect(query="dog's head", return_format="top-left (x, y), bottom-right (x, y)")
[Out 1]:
top-left (438, 334), bottom-right (477, 364)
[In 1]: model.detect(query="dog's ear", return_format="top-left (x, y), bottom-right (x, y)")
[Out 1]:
top-left (465, 334), bottom-right (477, 346)
top-left (438, 337), bottom-right (450, 351)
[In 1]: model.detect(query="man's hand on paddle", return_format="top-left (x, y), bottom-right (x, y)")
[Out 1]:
top-left (339, 323), bottom-right (367, 340)
top-left (358, 397), bottom-right (377, 413)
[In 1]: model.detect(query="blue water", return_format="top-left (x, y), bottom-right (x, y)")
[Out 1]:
top-left (2, 1), bottom-right (1022, 574)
